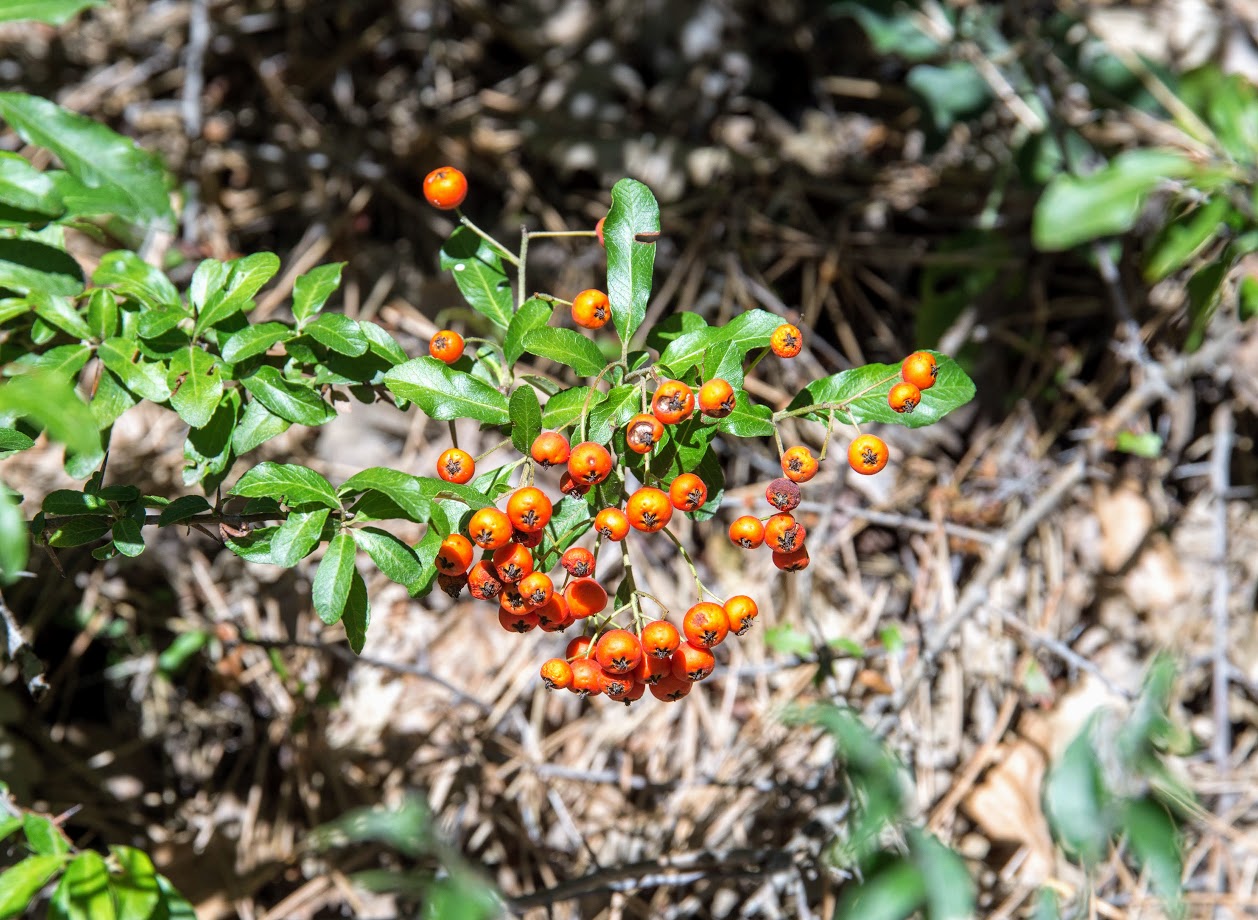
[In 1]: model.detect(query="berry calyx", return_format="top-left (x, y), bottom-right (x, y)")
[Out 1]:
top-left (519, 572), bottom-right (554, 608)
top-left (506, 486), bottom-right (553, 533)
top-left (765, 478), bottom-right (802, 513)
top-left (671, 643), bottom-right (716, 682)
top-left (625, 413), bottom-right (664, 455)
top-left (640, 620), bottom-right (682, 659)
top-left (560, 546), bottom-right (596, 578)
top-left (491, 542), bottom-right (533, 583)
top-left (467, 507), bottom-right (512, 550)
top-left (595, 507), bottom-right (630, 541)
top-left (429, 330), bottom-right (465, 363)
top-left (423, 166), bottom-right (468, 210)
top-left (540, 658), bottom-right (574, 690)
top-left (651, 380), bottom-right (695, 425)
top-left (568, 441), bottom-right (613, 486)
top-left (682, 602), bottom-right (730, 649)
top-left (772, 546), bottom-right (811, 571)
top-left (436, 534), bottom-right (475, 575)
top-left (724, 595), bottom-right (759, 635)
top-left (595, 628), bottom-right (644, 674)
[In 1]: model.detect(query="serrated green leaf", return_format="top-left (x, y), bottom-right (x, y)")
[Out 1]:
top-left (715, 388), bottom-right (774, 437)
top-left (157, 494), bottom-right (211, 526)
top-left (111, 515), bottom-right (144, 556)
top-left (0, 151), bottom-right (63, 216)
top-left (508, 385), bottom-right (542, 453)
top-left (604, 178), bottom-right (659, 345)
top-left (270, 507), bottom-right (330, 567)
top-left (13, 343), bottom-right (91, 379)
top-left (238, 365), bottom-right (336, 427)
top-left (0, 371), bottom-right (99, 456)
top-left (108, 846), bottom-right (161, 920)
top-left (0, 93), bottom-right (172, 227)
top-left (540, 386), bottom-right (601, 431)
top-left (338, 467), bottom-right (430, 522)
top-left (504, 297), bottom-right (552, 365)
top-left (231, 461), bottom-right (339, 509)
top-left (359, 320), bottom-right (408, 366)
top-left (353, 526), bottom-right (424, 592)
top-left (586, 384), bottom-right (638, 444)
top-left (166, 344), bottom-right (223, 428)
top-left (193, 252), bottom-right (280, 335)
top-left (313, 532), bottom-right (355, 625)
top-left (383, 357), bottom-right (509, 425)
top-left (292, 262), bottom-right (344, 324)
top-left (304, 312), bottom-right (367, 356)
top-left (97, 337), bottom-right (171, 402)
top-left (521, 327), bottom-right (606, 377)
top-left (231, 398), bottom-right (291, 454)
top-left (92, 250), bottom-right (180, 310)
top-left (342, 567), bottom-right (370, 653)
top-left (1034, 149), bottom-right (1199, 251)
top-left (439, 227), bottom-right (513, 330)
top-left (0, 854), bottom-right (67, 920)
top-left (219, 321), bottom-right (292, 363)
top-left (0, 0), bottom-right (103, 25)
top-left (85, 289), bottom-right (117, 340)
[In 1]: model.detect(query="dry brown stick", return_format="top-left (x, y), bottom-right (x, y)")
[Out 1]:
top-left (999, 610), bottom-right (1133, 700)
top-left (926, 691), bottom-right (1018, 834)
top-left (1209, 403), bottom-right (1234, 774)
top-left (0, 587), bottom-right (48, 701)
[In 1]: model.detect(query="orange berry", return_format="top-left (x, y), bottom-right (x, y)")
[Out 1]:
top-left (437, 447), bottom-right (475, 484)
top-left (682, 602), bottom-right (730, 649)
top-left (595, 628), bottom-right (643, 674)
top-left (626, 487), bottom-right (673, 533)
top-left (670, 643), bottom-right (716, 682)
top-left (498, 607), bottom-right (539, 633)
top-left (624, 413), bottom-right (664, 455)
top-left (518, 572), bottom-right (554, 609)
top-left (540, 658), bottom-right (573, 690)
top-left (724, 595), bottom-right (759, 635)
top-left (764, 513), bottom-right (803, 553)
top-left (765, 478), bottom-right (802, 512)
top-left (770, 323), bottom-right (802, 358)
top-left (511, 528), bottom-right (543, 548)
top-left (536, 595), bottom-right (572, 631)
top-left (901, 351), bottom-right (938, 391)
top-left (650, 674), bottom-right (693, 701)
top-left (569, 657), bottom-right (604, 696)
top-left (640, 619), bottom-right (682, 660)
top-left (467, 561), bottom-right (503, 601)
top-left (697, 378), bottom-right (736, 418)
top-left (728, 515), bottom-right (765, 549)
top-left (560, 546), bottom-right (596, 578)
top-left (568, 441), bottom-right (613, 486)
top-left (565, 635), bottom-right (593, 660)
top-left (467, 507), bottom-right (512, 550)
top-left (506, 486), bottom-right (552, 534)
top-left (633, 652), bottom-right (673, 686)
top-left (600, 671), bottom-right (637, 700)
top-left (668, 473), bottom-right (708, 512)
top-left (608, 678), bottom-right (645, 704)
top-left (564, 577), bottom-right (608, 619)
top-left (888, 381), bottom-right (921, 414)
top-left (571, 289), bottom-right (611, 330)
top-left (848, 434), bottom-right (889, 475)
top-left (772, 546), bottom-right (810, 571)
top-left (559, 471), bottom-right (589, 498)
top-left (780, 446), bottom-right (818, 483)
top-left (595, 216), bottom-right (606, 248)
top-left (595, 507), bottom-right (630, 541)
top-left (435, 533), bottom-right (475, 575)
top-left (499, 586), bottom-right (529, 613)
top-left (423, 166), bottom-right (468, 210)
top-left (490, 542), bottom-right (533, 583)
top-left (652, 380), bottom-right (695, 425)
top-left (436, 573), bottom-right (467, 598)
top-left (429, 329), bottom-right (464, 363)
top-left (530, 431), bottom-right (571, 468)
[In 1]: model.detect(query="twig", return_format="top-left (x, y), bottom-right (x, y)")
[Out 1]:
top-left (998, 610), bottom-right (1133, 701)
top-left (1209, 403), bottom-right (1233, 773)
top-left (0, 587), bottom-right (49, 700)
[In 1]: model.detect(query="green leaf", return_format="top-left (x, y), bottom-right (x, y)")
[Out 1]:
top-left (187, 258), bottom-right (229, 314)
top-left (0, 238), bottom-right (83, 297)
top-left (108, 846), bottom-right (161, 920)
top-left (830, 0), bottom-right (942, 61)
top-left (0, 481), bottom-right (27, 583)
top-left (231, 398), bottom-right (290, 454)
top-left (353, 526), bottom-right (424, 592)
top-left (153, 874), bottom-right (196, 920)
top-left (219, 321), bottom-right (292, 363)
top-left (1115, 431), bottom-right (1163, 458)
top-left (910, 829), bottom-right (975, 920)
top-left (239, 365), bottom-right (336, 427)
top-left (715, 389), bottom-right (774, 437)
top-left (231, 461), bottom-right (339, 509)
top-left (383, 357), bottom-right (509, 425)
top-left (0, 0), bottom-right (103, 25)
top-left (504, 297), bottom-right (552, 365)
top-left (907, 62), bottom-right (992, 131)
top-left (156, 631), bottom-right (207, 676)
top-left (0, 371), bottom-right (99, 456)
top-left (97, 338), bottom-right (171, 402)
top-left (193, 252), bottom-right (280, 336)
top-left (1043, 720), bottom-right (1112, 864)
top-left (359, 320), bottom-right (408, 366)
top-left (292, 262), bottom-right (344, 325)
top-left (166, 345), bottom-right (223, 428)
top-left (13, 343), bottom-right (91, 379)
top-left (92, 250), bottom-right (180, 310)
top-left (702, 309), bottom-right (782, 387)
top-left (540, 386), bottom-right (601, 431)
top-left (50, 850), bottom-right (115, 920)
top-left (0, 854), bottom-right (67, 920)
top-left (42, 490), bottom-right (109, 515)
top-left (786, 351), bottom-right (975, 429)
top-left (85, 289), bottom-right (118, 340)
top-left (224, 525), bottom-right (280, 565)
top-left (521, 327), bottom-right (606, 377)
top-left (338, 468), bottom-right (430, 522)
top-left (270, 507), bottom-right (331, 567)
top-left (416, 477), bottom-right (494, 511)
top-left (0, 816), bottom-right (21, 844)
top-left (833, 858), bottom-right (925, 920)
top-left (181, 390), bottom-right (238, 488)
top-left (1122, 799), bottom-right (1184, 918)
top-left (23, 814), bottom-right (69, 857)
top-left (1185, 259), bottom-right (1228, 352)
top-left (508, 385), bottom-right (543, 454)
top-left (313, 532), bottom-right (355, 625)
top-left (110, 516), bottom-right (144, 557)
top-left (304, 312), bottom-right (368, 356)
top-left (1240, 275), bottom-right (1258, 321)
top-left (586, 384), bottom-right (638, 444)
top-left (1144, 194), bottom-right (1232, 282)
top-left (657, 322), bottom-right (720, 378)
top-left (1034, 149), bottom-right (1199, 251)
top-left (342, 568), bottom-right (370, 653)
top-left (0, 92), bottom-right (172, 227)
top-left (30, 292), bottom-right (90, 339)
top-left (157, 494), bottom-right (211, 526)
top-left (135, 305), bottom-right (189, 340)
top-left (0, 428), bottom-right (34, 456)
top-left (439, 227), bottom-right (513, 330)
top-left (89, 370), bottom-right (136, 430)
top-left (604, 178), bottom-right (659, 345)
top-left (0, 151), bottom-right (63, 217)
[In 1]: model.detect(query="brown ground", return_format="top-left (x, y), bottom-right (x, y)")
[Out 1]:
top-left (2, 2), bottom-right (1257, 917)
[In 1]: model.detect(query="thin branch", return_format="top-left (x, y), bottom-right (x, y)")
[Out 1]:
top-left (0, 587), bottom-right (49, 701)
top-left (1209, 403), bottom-right (1233, 773)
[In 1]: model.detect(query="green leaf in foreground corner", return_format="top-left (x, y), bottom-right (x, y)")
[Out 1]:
top-left (1033, 149), bottom-right (1198, 251)
top-left (508, 385), bottom-right (542, 454)
top-left (604, 177), bottom-right (659, 346)
top-left (51, 850), bottom-right (114, 920)
top-left (353, 526), bottom-right (424, 592)
top-left (0, 371), bottom-right (99, 456)
top-left (231, 461), bottom-right (340, 509)
top-left (439, 226), bottom-right (513, 330)
top-left (383, 357), bottom-right (509, 425)
top-left (108, 846), bottom-right (161, 920)
top-left (521, 327), bottom-right (606, 377)
top-left (1043, 720), bottom-right (1111, 865)
top-left (910, 829), bottom-right (975, 920)
top-left (0, 855), bottom-right (67, 919)
top-left (833, 858), bottom-right (925, 920)
top-left (0, 92), bottom-right (173, 227)
top-left (0, 0), bottom-right (103, 25)
top-left (313, 532), bottom-right (355, 625)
